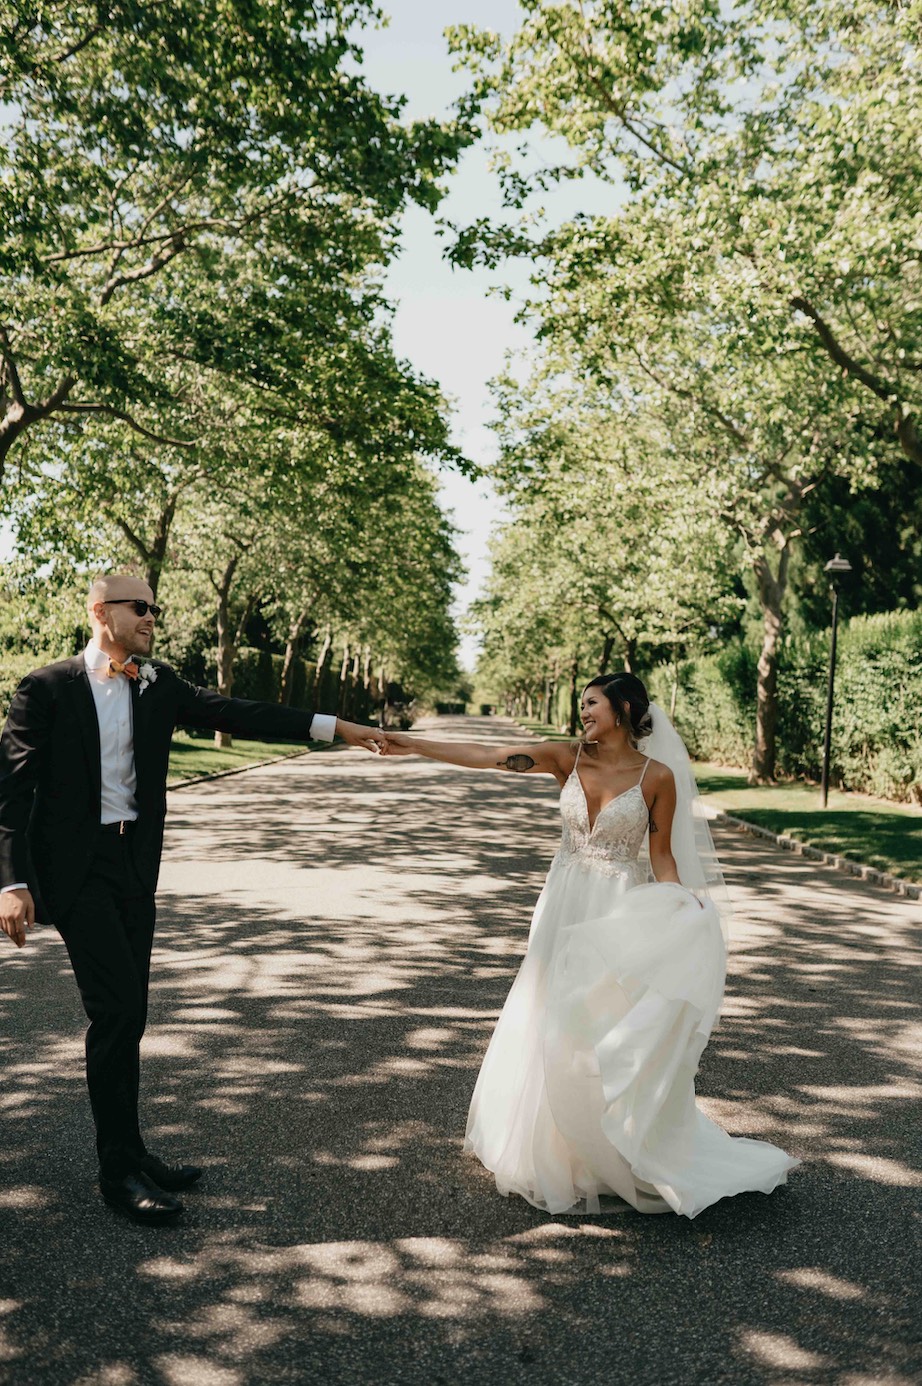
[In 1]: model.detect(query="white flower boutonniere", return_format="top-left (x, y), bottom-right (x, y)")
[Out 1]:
top-left (138, 663), bottom-right (159, 696)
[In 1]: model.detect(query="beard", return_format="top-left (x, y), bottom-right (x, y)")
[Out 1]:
top-left (126, 630), bottom-right (153, 659)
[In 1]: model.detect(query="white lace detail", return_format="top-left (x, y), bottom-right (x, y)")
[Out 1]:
top-left (552, 764), bottom-right (650, 883)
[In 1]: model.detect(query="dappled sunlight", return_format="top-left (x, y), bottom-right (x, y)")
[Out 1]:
top-left (128, 1223), bottom-right (634, 1354)
top-left (740, 1329), bottom-right (828, 1371)
top-left (824, 1152), bottom-right (922, 1187)
top-left (2, 719), bottom-right (919, 1382)
top-left (776, 1267), bottom-right (865, 1300)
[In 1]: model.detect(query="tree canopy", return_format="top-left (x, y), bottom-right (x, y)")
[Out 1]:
top-left (0, 2), bottom-right (474, 714)
top-left (450, 0), bottom-right (922, 777)
top-left (0, 0), bottom-right (471, 474)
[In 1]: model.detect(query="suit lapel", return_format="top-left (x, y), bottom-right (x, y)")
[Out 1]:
top-left (67, 657), bottom-right (102, 806)
top-left (130, 675), bottom-right (145, 799)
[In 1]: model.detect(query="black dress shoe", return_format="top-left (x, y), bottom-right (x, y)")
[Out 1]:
top-left (138, 1153), bottom-right (203, 1192)
top-left (100, 1171), bottom-right (184, 1223)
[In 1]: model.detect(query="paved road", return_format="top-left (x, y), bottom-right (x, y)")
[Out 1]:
top-left (2, 716), bottom-right (920, 1386)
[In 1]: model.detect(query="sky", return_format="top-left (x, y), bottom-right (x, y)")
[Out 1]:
top-left (357, 0), bottom-right (532, 669)
top-left (355, 2), bottom-right (615, 668)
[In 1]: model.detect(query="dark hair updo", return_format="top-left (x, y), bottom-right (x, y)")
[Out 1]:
top-left (583, 672), bottom-right (653, 744)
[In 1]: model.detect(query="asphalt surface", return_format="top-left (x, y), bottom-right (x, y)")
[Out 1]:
top-left (1, 716), bottom-right (920, 1386)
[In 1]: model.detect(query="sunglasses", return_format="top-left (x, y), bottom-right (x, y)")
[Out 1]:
top-left (102, 599), bottom-right (163, 618)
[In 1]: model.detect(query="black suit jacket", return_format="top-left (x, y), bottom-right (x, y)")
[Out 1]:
top-left (0, 655), bottom-right (318, 921)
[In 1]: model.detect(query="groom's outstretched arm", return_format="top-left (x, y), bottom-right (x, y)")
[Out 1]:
top-left (171, 673), bottom-right (385, 751)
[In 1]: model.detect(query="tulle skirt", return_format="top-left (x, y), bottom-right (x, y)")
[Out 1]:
top-left (464, 855), bottom-right (799, 1218)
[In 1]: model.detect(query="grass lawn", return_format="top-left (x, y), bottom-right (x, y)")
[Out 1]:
top-left (693, 763), bottom-right (920, 883)
top-left (515, 720), bottom-right (921, 883)
top-left (167, 729), bottom-right (309, 784)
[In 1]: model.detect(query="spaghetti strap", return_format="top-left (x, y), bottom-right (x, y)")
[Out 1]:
top-left (573, 742), bottom-right (583, 771)
top-left (638, 757), bottom-right (650, 786)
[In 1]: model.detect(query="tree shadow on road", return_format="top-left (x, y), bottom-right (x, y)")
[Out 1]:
top-left (1, 748), bottom-right (919, 1385)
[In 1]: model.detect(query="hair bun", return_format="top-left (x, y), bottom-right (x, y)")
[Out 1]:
top-left (634, 705), bottom-right (654, 740)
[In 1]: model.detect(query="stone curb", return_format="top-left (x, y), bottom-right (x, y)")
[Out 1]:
top-left (710, 809), bottom-right (921, 901)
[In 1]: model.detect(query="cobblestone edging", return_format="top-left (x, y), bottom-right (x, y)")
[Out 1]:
top-left (710, 808), bottom-right (921, 902)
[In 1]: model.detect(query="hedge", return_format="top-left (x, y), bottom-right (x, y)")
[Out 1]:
top-left (0, 653), bottom-right (43, 722)
top-left (655, 609), bottom-right (922, 803)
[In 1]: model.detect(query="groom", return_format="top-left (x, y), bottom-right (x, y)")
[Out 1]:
top-left (0, 573), bottom-right (384, 1224)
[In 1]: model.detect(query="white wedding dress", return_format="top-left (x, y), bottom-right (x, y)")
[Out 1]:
top-left (464, 747), bottom-right (799, 1218)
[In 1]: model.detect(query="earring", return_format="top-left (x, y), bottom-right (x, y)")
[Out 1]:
top-left (616, 715), bottom-right (622, 726)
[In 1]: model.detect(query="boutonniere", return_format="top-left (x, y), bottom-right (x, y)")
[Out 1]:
top-left (138, 663), bottom-right (159, 696)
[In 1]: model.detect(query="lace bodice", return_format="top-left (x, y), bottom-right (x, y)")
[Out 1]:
top-left (554, 751), bottom-right (650, 880)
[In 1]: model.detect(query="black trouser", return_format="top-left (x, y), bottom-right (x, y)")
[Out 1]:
top-left (56, 829), bottom-right (156, 1180)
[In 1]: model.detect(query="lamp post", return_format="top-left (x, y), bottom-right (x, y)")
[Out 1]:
top-left (820, 553), bottom-right (853, 808)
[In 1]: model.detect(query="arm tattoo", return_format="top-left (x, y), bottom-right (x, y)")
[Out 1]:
top-left (499, 753), bottom-right (536, 773)
top-left (648, 813), bottom-right (659, 834)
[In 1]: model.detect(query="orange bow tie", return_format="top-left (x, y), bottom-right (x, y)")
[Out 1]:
top-left (107, 659), bottom-right (139, 680)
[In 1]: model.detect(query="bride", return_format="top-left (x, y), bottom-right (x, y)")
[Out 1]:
top-left (381, 672), bottom-right (799, 1219)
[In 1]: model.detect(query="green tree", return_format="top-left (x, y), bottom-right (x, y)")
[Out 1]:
top-left (450, 0), bottom-right (920, 778)
top-left (450, 0), bottom-right (922, 466)
top-left (475, 367), bottom-right (740, 730)
top-left (0, 0), bottom-right (471, 478)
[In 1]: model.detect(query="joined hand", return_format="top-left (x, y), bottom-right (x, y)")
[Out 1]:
top-left (335, 719), bottom-right (388, 753)
top-left (380, 732), bottom-right (416, 756)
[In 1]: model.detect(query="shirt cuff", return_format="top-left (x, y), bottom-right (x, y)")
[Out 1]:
top-left (309, 713), bottom-right (337, 743)
top-left (1, 883), bottom-right (28, 894)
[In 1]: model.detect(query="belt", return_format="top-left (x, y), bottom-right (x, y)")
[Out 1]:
top-left (99, 820), bottom-right (137, 835)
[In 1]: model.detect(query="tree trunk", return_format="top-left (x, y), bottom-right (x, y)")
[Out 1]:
top-left (669, 644), bottom-right (680, 721)
top-left (280, 608), bottom-right (310, 707)
top-left (357, 647), bottom-right (372, 722)
top-left (598, 634), bottom-right (616, 674)
top-left (213, 555), bottom-right (239, 750)
top-left (115, 486), bottom-right (183, 599)
top-left (212, 561), bottom-right (255, 750)
top-left (568, 655), bottom-right (581, 737)
top-left (0, 373), bottom-right (76, 478)
top-left (336, 641), bottom-right (351, 717)
top-left (750, 543), bottom-right (792, 784)
top-left (543, 668), bottom-right (556, 726)
top-left (622, 637), bottom-right (637, 673)
top-left (348, 649), bottom-right (361, 718)
top-left (312, 625), bottom-right (333, 703)
top-left (144, 492), bottom-right (179, 599)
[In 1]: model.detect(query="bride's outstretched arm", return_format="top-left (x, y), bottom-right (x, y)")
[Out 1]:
top-left (381, 731), bottom-right (566, 776)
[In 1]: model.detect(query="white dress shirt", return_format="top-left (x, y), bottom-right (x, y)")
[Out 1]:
top-left (84, 640), bottom-right (139, 824)
top-left (1, 648), bottom-right (337, 892)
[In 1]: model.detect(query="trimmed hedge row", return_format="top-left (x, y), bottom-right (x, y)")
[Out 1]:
top-left (653, 610), bottom-right (922, 803)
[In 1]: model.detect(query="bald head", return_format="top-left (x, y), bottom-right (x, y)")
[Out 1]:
top-left (87, 573), bottom-right (157, 661)
top-left (86, 573), bottom-right (153, 614)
